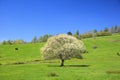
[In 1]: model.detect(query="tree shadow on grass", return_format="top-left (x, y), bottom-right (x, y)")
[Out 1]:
top-left (48, 64), bottom-right (90, 67)
top-left (67, 65), bottom-right (90, 67)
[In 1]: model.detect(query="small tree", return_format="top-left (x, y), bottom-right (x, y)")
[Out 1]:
top-left (93, 29), bottom-right (97, 33)
top-left (41, 34), bottom-right (86, 66)
top-left (6, 40), bottom-right (13, 45)
top-left (104, 27), bottom-right (109, 32)
top-left (93, 29), bottom-right (97, 39)
top-left (67, 32), bottom-right (72, 35)
top-left (38, 34), bottom-right (52, 42)
top-left (31, 36), bottom-right (37, 43)
top-left (2, 40), bottom-right (6, 45)
top-left (74, 30), bottom-right (80, 39)
top-left (114, 25), bottom-right (118, 33)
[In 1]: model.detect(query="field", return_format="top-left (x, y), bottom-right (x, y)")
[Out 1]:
top-left (0, 34), bottom-right (120, 80)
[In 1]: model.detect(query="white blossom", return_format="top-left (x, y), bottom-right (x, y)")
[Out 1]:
top-left (41, 34), bottom-right (86, 60)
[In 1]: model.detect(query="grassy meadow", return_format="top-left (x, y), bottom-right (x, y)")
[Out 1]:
top-left (0, 34), bottom-right (120, 80)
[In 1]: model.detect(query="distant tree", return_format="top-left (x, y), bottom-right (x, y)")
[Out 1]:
top-left (109, 27), bottom-right (113, 33)
top-left (115, 26), bottom-right (120, 33)
top-left (13, 39), bottom-right (25, 44)
top-left (31, 36), bottom-right (37, 43)
top-left (2, 40), bottom-right (6, 45)
top-left (38, 36), bottom-right (43, 42)
top-left (93, 29), bottom-right (97, 39)
top-left (110, 26), bottom-right (120, 33)
top-left (104, 27), bottom-right (109, 32)
top-left (74, 30), bottom-right (80, 39)
top-left (76, 30), bottom-right (79, 35)
top-left (111, 27), bottom-right (114, 33)
top-left (93, 29), bottom-right (97, 33)
top-left (80, 32), bottom-right (93, 39)
top-left (38, 34), bottom-right (52, 42)
top-left (6, 40), bottom-right (13, 45)
top-left (114, 25), bottom-right (118, 33)
top-left (41, 34), bottom-right (86, 66)
top-left (67, 32), bottom-right (72, 35)
top-left (117, 26), bottom-right (120, 33)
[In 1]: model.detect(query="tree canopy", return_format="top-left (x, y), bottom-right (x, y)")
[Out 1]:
top-left (41, 34), bottom-right (86, 66)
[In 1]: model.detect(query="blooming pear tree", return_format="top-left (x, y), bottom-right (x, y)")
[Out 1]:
top-left (41, 34), bottom-right (86, 66)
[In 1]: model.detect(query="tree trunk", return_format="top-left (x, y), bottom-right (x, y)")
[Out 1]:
top-left (61, 59), bottom-right (64, 66)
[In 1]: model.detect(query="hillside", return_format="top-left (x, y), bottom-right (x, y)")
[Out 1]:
top-left (0, 34), bottom-right (120, 80)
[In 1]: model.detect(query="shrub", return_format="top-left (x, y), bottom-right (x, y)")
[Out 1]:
top-left (93, 46), bottom-right (98, 49)
top-left (117, 52), bottom-right (120, 56)
top-left (96, 32), bottom-right (112, 36)
top-left (13, 62), bottom-right (25, 65)
top-left (80, 33), bottom-right (93, 39)
top-left (34, 59), bottom-right (40, 62)
top-left (48, 72), bottom-right (58, 77)
top-left (15, 48), bottom-right (18, 50)
top-left (106, 70), bottom-right (120, 74)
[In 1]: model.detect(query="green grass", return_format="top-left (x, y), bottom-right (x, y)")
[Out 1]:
top-left (0, 34), bottom-right (120, 80)
top-left (0, 43), bottom-right (44, 64)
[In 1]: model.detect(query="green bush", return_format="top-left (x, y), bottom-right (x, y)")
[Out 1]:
top-left (96, 32), bottom-right (112, 36)
top-left (106, 70), bottom-right (120, 74)
top-left (48, 72), bottom-right (58, 77)
top-left (80, 33), bottom-right (93, 39)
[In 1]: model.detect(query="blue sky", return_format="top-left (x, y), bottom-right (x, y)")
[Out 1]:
top-left (0, 0), bottom-right (120, 42)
